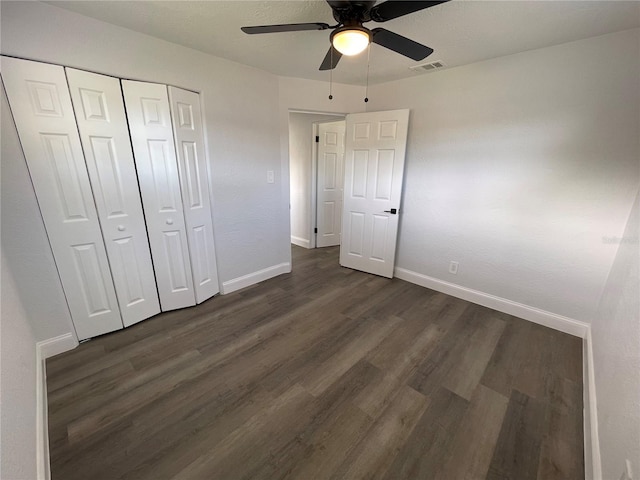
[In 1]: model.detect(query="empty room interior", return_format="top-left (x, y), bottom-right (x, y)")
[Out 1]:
top-left (1, 1), bottom-right (638, 479)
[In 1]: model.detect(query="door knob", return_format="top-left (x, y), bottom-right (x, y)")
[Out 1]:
top-left (117, 225), bottom-right (126, 231)
top-left (166, 218), bottom-right (174, 225)
top-left (384, 208), bottom-right (397, 214)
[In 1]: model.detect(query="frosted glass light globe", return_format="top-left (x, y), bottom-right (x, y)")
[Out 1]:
top-left (332, 29), bottom-right (370, 56)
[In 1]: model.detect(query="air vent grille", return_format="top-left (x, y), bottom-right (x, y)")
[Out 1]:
top-left (409, 60), bottom-right (446, 73)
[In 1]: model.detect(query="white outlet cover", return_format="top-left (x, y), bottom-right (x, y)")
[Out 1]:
top-left (449, 261), bottom-right (459, 274)
top-left (267, 170), bottom-right (275, 184)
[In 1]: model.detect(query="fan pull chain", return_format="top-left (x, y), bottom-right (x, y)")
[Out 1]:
top-left (328, 47), bottom-right (334, 100)
top-left (364, 42), bottom-right (371, 103)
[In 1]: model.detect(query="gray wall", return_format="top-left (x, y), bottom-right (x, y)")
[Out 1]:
top-left (0, 251), bottom-right (38, 480)
top-left (594, 189), bottom-right (639, 479)
top-left (367, 28), bottom-right (640, 323)
top-left (0, 85), bottom-right (43, 480)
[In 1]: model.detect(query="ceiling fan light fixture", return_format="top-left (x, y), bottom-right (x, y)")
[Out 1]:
top-left (331, 27), bottom-right (370, 56)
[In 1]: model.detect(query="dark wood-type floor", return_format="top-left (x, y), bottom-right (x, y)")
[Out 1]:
top-left (47, 246), bottom-right (584, 480)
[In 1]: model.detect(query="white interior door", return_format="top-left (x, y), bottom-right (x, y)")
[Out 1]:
top-left (316, 120), bottom-right (345, 248)
top-left (122, 80), bottom-right (196, 312)
top-left (168, 86), bottom-right (220, 303)
top-left (66, 68), bottom-right (160, 327)
top-left (340, 109), bottom-right (410, 278)
top-left (1, 57), bottom-right (123, 340)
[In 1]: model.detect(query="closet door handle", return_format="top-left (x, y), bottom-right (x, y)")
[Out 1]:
top-left (117, 225), bottom-right (126, 232)
top-left (166, 218), bottom-right (174, 225)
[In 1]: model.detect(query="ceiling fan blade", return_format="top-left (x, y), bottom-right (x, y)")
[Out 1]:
top-left (319, 46), bottom-right (343, 71)
top-left (241, 23), bottom-right (331, 34)
top-left (372, 28), bottom-right (433, 61)
top-left (370, 1), bottom-right (450, 22)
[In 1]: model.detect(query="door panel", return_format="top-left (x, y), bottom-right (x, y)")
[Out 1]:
top-left (316, 120), bottom-right (346, 248)
top-left (322, 202), bottom-right (336, 235)
top-left (163, 231), bottom-right (190, 292)
top-left (351, 150), bottom-right (368, 198)
top-left (1, 57), bottom-right (123, 339)
top-left (71, 243), bottom-right (113, 315)
top-left (340, 109), bottom-right (409, 278)
top-left (112, 236), bottom-right (145, 305)
top-left (168, 86), bottom-right (220, 303)
top-left (347, 212), bottom-right (366, 255)
top-left (66, 68), bottom-right (160, 327)
top-left (122, 80), bottom-right (196, 311)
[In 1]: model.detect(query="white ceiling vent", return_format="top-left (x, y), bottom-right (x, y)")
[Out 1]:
top-left (409, 60), bottom-right (447, 73)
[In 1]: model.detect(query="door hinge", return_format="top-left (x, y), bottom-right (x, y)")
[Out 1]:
top-left (314, 227), bottom-right (318, 233)
top-left (315, 135), bottom-right (319, 143)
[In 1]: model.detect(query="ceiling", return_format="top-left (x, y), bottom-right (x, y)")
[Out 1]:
top-left (47, 0), bottom-right (640, 86)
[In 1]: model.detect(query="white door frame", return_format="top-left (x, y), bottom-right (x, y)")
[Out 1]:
top-left (310, 122), bottom-right (320, 248)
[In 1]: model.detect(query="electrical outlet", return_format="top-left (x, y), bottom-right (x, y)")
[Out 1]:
top-left (267, 170), bottom-right (274, 184)
top-left (620, 459), bottom-right (633, 480)
top-left (449, 261), bottom-right (459, 275)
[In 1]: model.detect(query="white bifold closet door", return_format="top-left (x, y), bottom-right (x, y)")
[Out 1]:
top-left (168, 86), bottom-right (219, 303)
top-left (1, 57), bottom-right (123, 340)
top-left (66, 68), bottom-right (161, 327)
top-left (121, 80), bottom-right (196, 311)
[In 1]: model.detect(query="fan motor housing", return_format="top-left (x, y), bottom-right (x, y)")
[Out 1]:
top-left (328, 0), bottom-right (376, 24)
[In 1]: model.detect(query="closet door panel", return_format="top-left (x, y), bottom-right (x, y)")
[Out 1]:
top-left (168, 86), bottom-right (220, 303)
top-left (66, 68), bottom-right (160, 327)
top-left (121, 80), bottom-right (195, 311)
top-left (1, 57), bottom-right (122, 340)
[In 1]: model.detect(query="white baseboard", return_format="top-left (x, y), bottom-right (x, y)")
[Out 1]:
top-left (394, 267), bottom-right (589, 338)
top-left (36, 333), bottom-right (78, 359)
top-left (221, 262), bottom-right (291, 295)
top-left (584, 327), bottom-right (602, 480)
top-left (35, 349), bottom-right (50, 480)
top-left (35, 332), bottom-right (77, 480)
top-left (291, 236), bottom-right (310, 249)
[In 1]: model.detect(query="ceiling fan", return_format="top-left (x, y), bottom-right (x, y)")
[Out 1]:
top-left (241, 1), bottom-right (449, 71)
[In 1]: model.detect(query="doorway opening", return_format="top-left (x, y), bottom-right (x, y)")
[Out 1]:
top-left (288, 111), bottom-right (345, 250)
top-left (288, 108), bottom-right (410, 279)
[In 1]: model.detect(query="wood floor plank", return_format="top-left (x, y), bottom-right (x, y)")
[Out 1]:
top-left (480, 317), bottom-right (534, 397)
top-left (281, 403), bottom-right (372, 480)
top-left (365, 292), bottom-right (448, 371)
top-left (333, 385), bottom-right (430, 480)
top-left (442, 306), bottom-right (507, 400)
top-left (300, 315), bottom-right (403, 396)
top-left (382, 387), bottom-right (469, 480)
top-left (253, 360), bottom-right (381, 480)
top-left (408, 302), bottom-right (488, 399)
top-left (46, 245), bottom-right (584, 480)
top-left (434, 384), bottom-right (510, 480)
top-left (172, 384), bottom-right (316, 480)
top-left (115, 386), bottom-right (276, 480)
top-left (537, 401), bottom-right (585, 480)
top-left (354, 320), bottom-right (443, 418)
top-left (487, 389), bottom-right (547, 480)
top-left (48, 349), bottom-right (202, 442)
